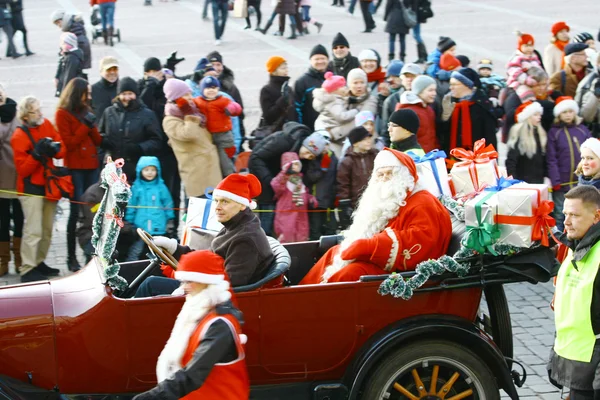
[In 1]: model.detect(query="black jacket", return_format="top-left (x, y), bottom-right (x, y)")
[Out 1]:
top-left (503, 89), bottom-right (556, 141)
top-left (138, 76), bottom-right (167, 123)
top-left (63, 16), bottom-right (91, 69)
top-left (384, 0), bottom-right (411, 35)
top-left (307, 150), bottom-right (338, 209)
top-left (219, 66), bottom-right (246, 135)
top-left (91, 78), bottom-right (118, 121)
top-left (55, 48), bottom-right (84, 97)
top-left (294, 67), bottom-right (326, 131)
top-left (328, 54), bottom-right (361, 80)
top-left (134, 303), bottom-right (243, 400)
top-left (8, 0), bottom-right (23, 13)
top-left (248, 122), bottom-right (312, 204)
top-left (99, 99), bottom-right (164, 182)
top-left (505, 126), bottom-right (546, 184)
top-left (259, 75), bottom-right (297, 131)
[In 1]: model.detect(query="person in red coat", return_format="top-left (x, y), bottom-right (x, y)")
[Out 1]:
top-left (55, 77), bottom-right (103, 272)
top-left (132, 250), bottom-right (249, 400)
top-left (300, 148), bottom-right (452, 284)
top-left (10, 96), bottom-right (66, 282)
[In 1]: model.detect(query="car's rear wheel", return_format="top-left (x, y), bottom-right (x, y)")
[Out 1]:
top-left (362, 340), bottom-right (500, 400)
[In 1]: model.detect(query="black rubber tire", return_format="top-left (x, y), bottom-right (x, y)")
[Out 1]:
top-left (484, 285), bottom-right (513, 366)
top-left (361, 340), bottom-right (500, 400)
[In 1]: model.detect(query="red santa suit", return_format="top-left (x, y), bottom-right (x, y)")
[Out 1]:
top-left (300, 149), bottom-right (452, 284)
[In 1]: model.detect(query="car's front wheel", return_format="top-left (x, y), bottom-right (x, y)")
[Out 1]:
top-left (362, 340), bottom-right (500, 400)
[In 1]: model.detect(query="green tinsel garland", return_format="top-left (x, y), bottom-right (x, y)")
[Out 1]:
top-left (440, 195), bottom-right (465, 221)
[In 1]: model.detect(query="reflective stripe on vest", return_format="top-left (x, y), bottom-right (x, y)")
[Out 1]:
top-left (554, 241), bottom-right (600, 362)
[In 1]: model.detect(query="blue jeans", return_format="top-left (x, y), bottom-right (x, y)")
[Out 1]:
top-left (99, 2), bottom-right (116, 30)
top-left (348, 0), bottom-right (356, 13)
top-left (552, 191), bottom-right (565, 232)
top-left (212, 0), bottom-right (229, 39)
top-left (135, 276), bottom-right (180, 298)
top-left (301, 5), bottom-right (310, 21)
top-left (412, 22), bottom-right (423, 44)
top-left (203, 0), bottom-right (211, 18)
top-left (389, 33), bottom-right (406, 56)
top-left (257, 203), bottom-right (275, 237)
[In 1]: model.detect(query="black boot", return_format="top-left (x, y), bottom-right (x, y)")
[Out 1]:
top-left (315, 21), bottom-right (323, 33)
top-left (108, 27), bottom-right (114, 46)
top-left (415, 42), bottom-right (427, 63)
top-left (388, 53), bottom-right (394, 63)
top-left (287, 24), bottom-right (297, 39)
top-left (67, 228), bottom-right (81, 272)
top-left (259, 19), bottom-right (273, 34)
top-left (23, 33), bottom-right (35, 56)
top-left (102, 29), bottom-right (108, 45)
top-left (400, 52), bottom-right (406, 62)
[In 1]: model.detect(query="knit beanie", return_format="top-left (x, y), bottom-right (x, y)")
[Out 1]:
top-left (437, 36), bottom-right (456, 53)
top-left (553, 96), bottom-right (579, 117)
top-left (389, 109), bottom-right (420, 133)
top-left (60, 32), bottom-right (78, 49)
top-left (440, 53), bottom-right (461, 71)
top-left (564, 42), bottom-right (588, 56)
top-left (581, 138), bottom-right (600, 159)
top-left (332, 32), bottom-right (350, 48)
top-left (551, 21), bottom-right (570, 37)
top-left (200, 76), bottom-right (221, 92)
top-left (477, 59), bottom-right (494, 71)
top-left (451, 67), bottom-right (481, 89)
top-left (322, 71), bottom-right (346, 93)
top-left (574, 32), bottom-right (594, 44)
top-left (117, 77), bottom-right (139, 95)
top-left (144, 57), bottom-right (162, 72)
top-left (51, 9), bottom-right (65, 23)
top-left (266, 56), bottom-right (286, 74)
top-left (164, 79), bottom-right (191, 101)
top-left (348, 126), bottom-right (370, 145)
top-left (207, 51), bottom-right (223, 64)
top-left (355, 110), bottom-right (375, 126)
top-left (516, 31), bottom-right (535, 49)
top-left (358, 49), bottom-right (378, 62)
top-left (456, 55), bottom-right (470, 68)
top-left (347, 68), bottom-right (367, 83)
top-left (310, 44), bottom-right (329, 59)
top-left (386, 60), bottom-right (404, 77)
top-left (302, 132), bottom-right (328, 156)
top-left (411, 75), bottom-right (436, 95)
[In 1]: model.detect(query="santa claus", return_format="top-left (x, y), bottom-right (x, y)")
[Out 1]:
top-left (132, 250), bottom-right (249, 400)
top-left (300, 148), bottom-right (452, 284)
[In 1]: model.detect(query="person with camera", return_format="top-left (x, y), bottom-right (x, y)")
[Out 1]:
top-left (55, 78), bottom-right (102, 272)
top-left (10, 96), bottom-right (66, 283)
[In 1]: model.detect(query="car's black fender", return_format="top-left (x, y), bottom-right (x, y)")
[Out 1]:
top-left (343, 315), bottom-right (519, 400)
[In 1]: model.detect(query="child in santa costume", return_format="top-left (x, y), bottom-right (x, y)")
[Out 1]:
top-left (300, 148), bottom-right (452, 284)
top-left (132, 250), bottom-right (249, 400)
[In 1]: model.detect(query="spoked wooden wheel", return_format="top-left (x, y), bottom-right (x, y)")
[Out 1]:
top-left (136, 228), bottom-right (179, 270)
top-left (362, 341), bottom-right (499, 400)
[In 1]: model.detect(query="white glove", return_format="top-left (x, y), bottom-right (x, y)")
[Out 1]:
top-left (153, 236), bottom-right (178, 254)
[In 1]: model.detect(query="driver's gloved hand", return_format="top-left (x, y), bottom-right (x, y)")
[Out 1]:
top-left (153, 236), bottom-right (178, 254)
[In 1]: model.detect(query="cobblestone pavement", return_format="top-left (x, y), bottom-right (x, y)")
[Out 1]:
top-left (1, 0), bottom-right (596, 397)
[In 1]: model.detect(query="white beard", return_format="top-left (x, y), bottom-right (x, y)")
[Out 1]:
top-left (156, 282), bottom-right (231, 382)
top-left (322, 166), bottom-right (416, 282)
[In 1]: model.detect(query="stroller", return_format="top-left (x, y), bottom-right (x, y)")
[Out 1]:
top-left (90, 5), bottom-right (121, 45)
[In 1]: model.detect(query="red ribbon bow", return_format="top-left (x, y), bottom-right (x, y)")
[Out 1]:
top-left (450, 139), bottom-right (498, 192)
top-left (531, 200), bottom-right (558, 247)
top-left (106, 213), bottom-right (125, 228)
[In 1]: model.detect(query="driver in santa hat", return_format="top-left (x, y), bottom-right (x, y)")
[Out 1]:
top-left (300, 148), bottom-right (452, 284)
top-left (133, 250), bottom-right (249, 400)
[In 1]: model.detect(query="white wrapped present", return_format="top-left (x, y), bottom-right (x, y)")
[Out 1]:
top-left (449, 139), bottom-right (500, 198)
top-left (182, 197), bottom-right (223, 246)
top-left (407, 150), bottom-right (452, 198)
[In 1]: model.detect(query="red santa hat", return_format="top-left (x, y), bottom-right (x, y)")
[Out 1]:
top-left (373, 148), bottom-right (419, 183)
top-left (553, 96), bottom-right (579, 117)
top-left (515, 101), bottom-right (543, 123)
top-left (175, 250), bottom-right (228, 285)
top-left (212, 173), bottom-right (262, 210)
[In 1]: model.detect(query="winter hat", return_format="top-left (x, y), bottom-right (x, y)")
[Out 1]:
top-left (580, 138), bottom-right (600, 159)
top-left (553, 96), bottom-right (579, 117)
top-left (117, 77), bottom-right (139, 95)
top-left (451, 68), bottom-right (481, 89)
top-left (515, 101), bottom-right (543, 123)
top-left (411, 75), bottom-right (436, 95)
top-left (200, 76), bottom-right (221, 92)
top-left (477, 59), bottom-right (494, 71)
top-left (164, 79), bottom-right (191, 101)
top-left (400, 63), bottom-right (423, 76)
top-left (551, 21), bottom-right (570, 36)
top-left (144, 57), bottom-right (162, 72)
top-left (302, 132), bottom-right (328, 157)
top-left (213, 173), bottom-right (262, 209)
top-left (389, 109), bottom-right (420, 133)
top-left (373, 148), bottom-right (419, 183)
top-left (358, 49), bottom-right (378, 62)
top-left (437, 36), bottom-right (456, 53)
top-left (355, 110), bottom-right (375, 126)
top-left (50, 9), bottom-right (65, 23)
top-left (347, 68), bottom-right (367, 83)
top-left (564, 42), bottom-right (588, 56)
top-left (60, 32), bottom-right (78, 50)
top-left (310, 44), bottom-right (329, 59)
top-left (194, 57), bottom-right (210, 72)
top-left (322, 71), bottom-right (346, 93)
top-left (440, 53), bottom-right (461, 71)
top-left (99, 56), bottom-right (119, 72)
top-left (175, 250), bottom-right (229, 287)
top-left (266, 56), bottom-right (286, 73)
top-left (386, 60), bottom-right (404, 77)
top-left (516, 31), bottom-right (535, 49)
top-left (456, 55), bottom-right (470, 67)
top-left (574, 32), bottom-right (594, 44)
top-left (332, 32), bottom-right (350, 48)
top-left (207, 51), bottom-right (223, 64)
top-left (348, 126), bottom-right (370, 145)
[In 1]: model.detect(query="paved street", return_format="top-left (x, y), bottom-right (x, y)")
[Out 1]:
top-left (1, 0), bottom-right (597, 397)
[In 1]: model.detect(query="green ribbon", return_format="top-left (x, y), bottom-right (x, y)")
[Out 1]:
top-left (463, 192), bottom-right (500, 255)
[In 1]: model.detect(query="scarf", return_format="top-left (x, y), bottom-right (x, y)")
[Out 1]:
top-left (288, 174), bottom-right (305, 207)
top-left (332, 54), bottom-right (352, 72)
top-left (450, 100), bottom-right (474, 150)
top-left (554, 40), bottom-right (568, 69)
top-left (366, 67), bottom-right (386, 84)
top-left (164, 99), bottom-right (203, 119)
top-left (0, 98), bottom-right (17, 123)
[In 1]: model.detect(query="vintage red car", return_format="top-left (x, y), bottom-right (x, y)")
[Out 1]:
top-left (0, 224), bottom-right (556, 400)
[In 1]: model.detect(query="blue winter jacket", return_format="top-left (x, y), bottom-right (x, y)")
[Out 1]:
top-left (426, 48), bottom-right (451, 81)
top-left (125, 156), bottom-right (175, 235)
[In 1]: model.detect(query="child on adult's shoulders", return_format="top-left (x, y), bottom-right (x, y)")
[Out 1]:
top-left (477, 59), bottom-right (507, 107)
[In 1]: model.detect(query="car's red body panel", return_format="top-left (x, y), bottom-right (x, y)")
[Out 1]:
top-left (0, 258), bottom-right (483, 394)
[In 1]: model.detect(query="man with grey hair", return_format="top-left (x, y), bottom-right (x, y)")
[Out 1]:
top-left (550, 42), bottom-right (592, 98)
top-left (10, 96), bottom-right (66, 282)
top-left (50, 9), bottom-right (91, 70)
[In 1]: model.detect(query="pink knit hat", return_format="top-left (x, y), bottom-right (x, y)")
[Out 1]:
top-left (321, 71), bottom-right (346, 94)
top-left (163, 79), bottom-right (192, 101)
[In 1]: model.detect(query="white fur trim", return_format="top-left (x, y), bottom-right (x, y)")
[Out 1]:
top-left (384, 228), bottom-right (399, 272)
top-left (553, 98), bottom-right (579, 117)
top-left (175, 271), bottom-right (225, 284)
top-left (374, 150), bottom-right (401, 171)
top-left (517, 101), bottom-right (543, 123)
top-left (239, 334), bottom-right (248, 345)
top-left (213, 188), bottom-right (250, 207)
top-left (581, 138), bottom-right (600, 158)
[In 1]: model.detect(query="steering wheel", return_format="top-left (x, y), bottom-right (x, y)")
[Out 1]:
top-left (136, 228), bottom-right (179, 270)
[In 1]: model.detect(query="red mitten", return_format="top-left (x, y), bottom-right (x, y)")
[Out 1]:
top-left (226, 102), bottom-right (242, 116)
top-left (225, 146), bottom-right (236, 158)
top-left (175, 97), bottom-right (192, 114)
top-left (341, 231), bottom-right (394, 269)
top-left (160, 264), bottom-right (175, 279)
top-left (321, 151), bottom-right (331, 170)
top-left (552, 184), bottom-right (561, 192)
